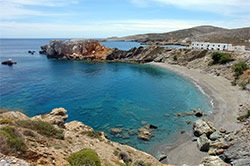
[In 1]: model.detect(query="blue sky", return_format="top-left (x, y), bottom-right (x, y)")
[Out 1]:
top-left (0, 0), bottom-right (249, 38)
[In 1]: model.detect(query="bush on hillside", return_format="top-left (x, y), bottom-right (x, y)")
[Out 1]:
top-left (67, 148), bottom-right (101, 166)
top-left (0, 118), bottom-right (13, 125)
top-left (232, 61), bottom-right (248, 79)
top-left (210, 52), bottom-right (233, 65)
top-left (0, 126), bottom-right (27, 154)
top-left (237, 110), bottom-right (250, 121)
top-left (16, 120), bottom-right (64, 139)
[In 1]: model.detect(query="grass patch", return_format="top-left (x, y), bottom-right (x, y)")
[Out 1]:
top-left (210, 52), bottom-right (233, 65)
top-left (0, 126), bottom-right (27, 154)
top-left (67, 148), bottom-right (101, 166)
top-left (232, 61), bottom-right (248, 79)
top-left (237, 110), bottom-right (250, 121)
top-left (173, 55), bottom-right (178, 61)
top-left (113, 150), bottom-right (119, 156)
top-left (0, 110), bottom-right (9, 114)
top-left (134, 160), bottom-right (152, 166)
top-left (54, 144), bottom-right (61, 149)
top-left (16, 120), bottom-right (64, 139)
top-left (82, 130), bottom-right (102, 139)
top-left (0, 118), bottom-right (13, 125)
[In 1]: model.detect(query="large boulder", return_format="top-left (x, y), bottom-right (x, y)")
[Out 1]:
top-left (193, 119), bottom-right (216, 137)
top-left (32, 108), bottom-right (68, 128)
top-left (209, 131), bottom-right (222, 141)
top-left (197, 134), bottom-right (211, 151)
top-left (200, 156), bottom-right (230, 166)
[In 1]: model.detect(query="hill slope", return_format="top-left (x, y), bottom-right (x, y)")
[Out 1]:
top-left (105, 26), bottom-right (250, 48)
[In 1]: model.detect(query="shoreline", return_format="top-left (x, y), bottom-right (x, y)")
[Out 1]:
top-left (148, 62), bottom-right (250, 165)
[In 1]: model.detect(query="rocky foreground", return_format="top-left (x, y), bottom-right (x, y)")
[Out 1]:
top-left (1, 108), bottom-right (249, 166)
top-left (0, 108), bottom-right (162, 166)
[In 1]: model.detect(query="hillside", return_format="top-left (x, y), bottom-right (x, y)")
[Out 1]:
top-left (104, 26), bottom-right (250, 48)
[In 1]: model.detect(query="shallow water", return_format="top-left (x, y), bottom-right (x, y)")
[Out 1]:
top-left (0, 39), bottom-right (212, 153)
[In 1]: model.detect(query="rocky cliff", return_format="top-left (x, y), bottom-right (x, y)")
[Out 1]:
top-left (40, 39), bottom-right (111, 60)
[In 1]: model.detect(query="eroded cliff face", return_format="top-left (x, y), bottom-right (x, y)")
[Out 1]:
top-left (40, 39), bottom-right (111, 60)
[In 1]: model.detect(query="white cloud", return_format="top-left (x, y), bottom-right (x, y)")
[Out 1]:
top-left (0, 0), bottom-right (78, 19)
top-left (131, 0), bottom-right (250, 16)
top-left (1, 18), bottom-right (249, 38)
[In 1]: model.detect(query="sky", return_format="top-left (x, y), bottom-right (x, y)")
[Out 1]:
top-left (0, 0), bottom-right (250, 38)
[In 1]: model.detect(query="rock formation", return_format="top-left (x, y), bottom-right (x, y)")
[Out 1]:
top-left (0, 108), bottom-right (164, 166)
top-left (40, 39), bottom-right (111, 60)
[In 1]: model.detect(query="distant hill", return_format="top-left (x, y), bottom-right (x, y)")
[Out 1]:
top-left (105, 26), bottom-right (250, 48)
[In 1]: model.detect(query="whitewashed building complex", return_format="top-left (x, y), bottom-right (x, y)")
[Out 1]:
top-left (190, 42), bottom-right (245, 52)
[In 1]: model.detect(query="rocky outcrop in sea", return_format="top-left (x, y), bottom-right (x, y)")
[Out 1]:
top-left (40, 39), bottom-right (111, 60)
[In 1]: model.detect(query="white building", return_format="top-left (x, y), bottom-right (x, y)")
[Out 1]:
top-left (190, 42), bottom-right (245, 52)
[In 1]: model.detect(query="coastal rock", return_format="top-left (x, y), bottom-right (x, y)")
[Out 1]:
top-left (197, 134), bottom-right (210, 151)
top-left (138, 134), bottom-right (150, 141)
top-left (176, 113), bottom-right (184, 117)
top-left (40, 39), bottom-right (110, 60)
top-left (149, 124), bottom-right (158, 129)
top-left (184, 111), bottom-right (193, 115)
top-left (138, 126), bottom-right (154, 141)
top-left (209, 131), bottom-right (222, 141)
top-left (32, 108), bottom-right (68, 128)
top-left (156, 154), bottom-right (167, 162)
top-left (193, 119), bottom-right (216, 137)
top-left (186, 120), bottom-right (192, 124)
top-left (200, 156), bottom-right (230, 166)
top-left (28, 50), bottom-right (35, 54)
top-left (223, 140), bottom-right (250, 165)
top-left (219, 128), bottom-right (227, 133)
top-left (195, 109), bottom-right (203, 117)
top-left (111, 128), bottom-right (122, 134)
top-left (1, 59), bottom-right (17, 66)
top-left (141, 121), bottom-right (148, 125)
top-left (0, 111), bottom-right (29, 120)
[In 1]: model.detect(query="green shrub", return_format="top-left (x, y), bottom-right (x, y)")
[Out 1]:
top-left (231, 81), bottom-right (237, 86)
top-left (0, 126), bottom-right (27, 154)
top-left (232, 61), bottom-right (248, 79)
top-left (113, 150), bottom-right (119, 156)
top-left (0, 110), bottom-right (9, 114)
top-left (237, 110), bottom-right (250, 121)
top-left (54, 144), bottom-right (61, 149)
top-left (211, 52), bottom-right (233, 65)
top-left (134, 160), bottom-right (152, 166)
top-left (67, 148), bottom-right (101, 166)
top-left (0, 118), bottom-right (13, 124)
top-left (173, 55), bottom-right (177, 61)
top-left (16, 120), bottom-right (64, 139)
top-left (239, 81), bottom-right (247, 89)
top-left (87, 130), bottom-right (102, 139)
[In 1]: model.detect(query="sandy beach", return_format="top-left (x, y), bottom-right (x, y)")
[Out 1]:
top-left (148, 62), bottom-right (250, 166)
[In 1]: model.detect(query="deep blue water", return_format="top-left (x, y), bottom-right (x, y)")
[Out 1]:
top-left (0, 39), bottom-right (212, 153)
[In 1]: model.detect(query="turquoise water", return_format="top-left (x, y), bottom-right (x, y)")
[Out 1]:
top-left (0, 39), bottom-right (212, 153)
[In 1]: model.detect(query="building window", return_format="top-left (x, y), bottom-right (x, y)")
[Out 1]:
top-left (192, 44), bottom-right (194, 46)
top-left (218, 45), bottom-right (220, 47)
top-left (207, 44), bottom-right (210, 47)
top-left (213, 45), bottom-right (215, 47)
top-left (201, 44), bottom-right (203, 46)
top-left (201, 47), bottom-right (203, 49)
top-left (197, 44), bottom-right (199, 46)
top-left (223, 45), bottom-right (226, 48)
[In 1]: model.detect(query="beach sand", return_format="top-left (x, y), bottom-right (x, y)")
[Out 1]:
top-left (148, 62), bottom-right (250, 166)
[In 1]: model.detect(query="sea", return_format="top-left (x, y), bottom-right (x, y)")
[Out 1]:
top-left (0, 39), bottom-right (211, 154)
